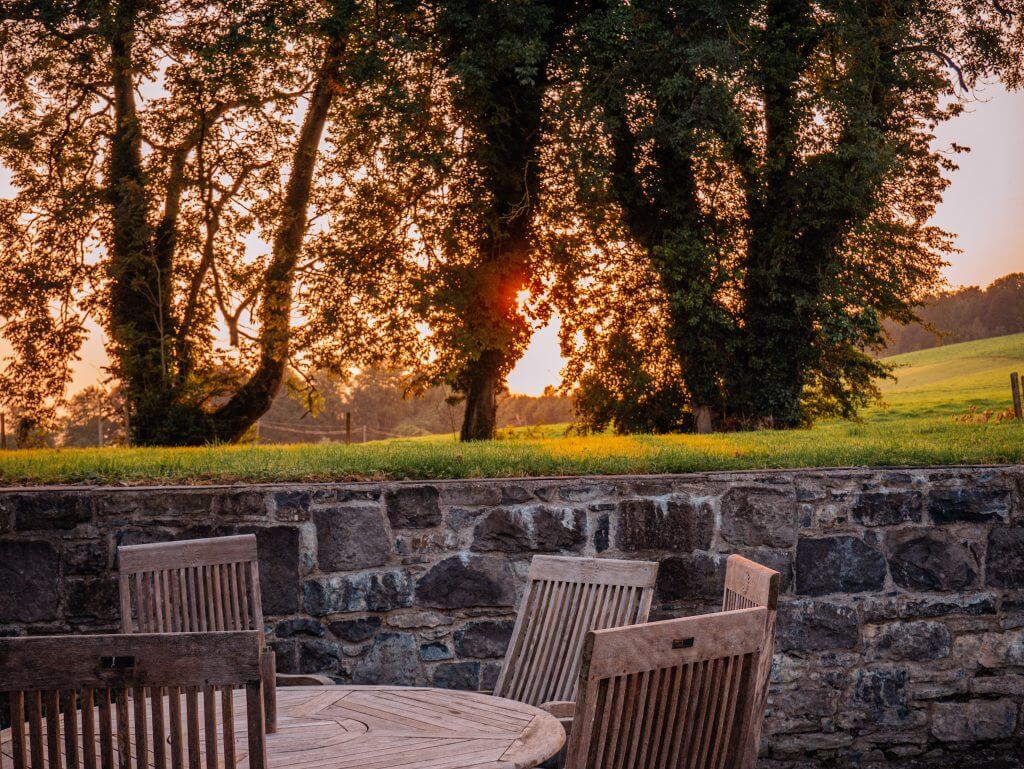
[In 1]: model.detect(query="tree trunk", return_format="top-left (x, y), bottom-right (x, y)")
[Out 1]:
top-left (694, 405), bottom-right (714, 434)
top-left (459, 349), bottom-right (504, 441)
top-left (106, 0), bottom-right (175, 445)
top-left (735, 0), bottom-right (815, 429)
top-left (209, 39), bottom-right (346, 442)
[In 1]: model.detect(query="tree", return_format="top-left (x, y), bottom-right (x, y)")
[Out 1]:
top-left (883, 272), bottom-right (1024, 354)
top-left (59, 385), bottom-right (126, 447)
top-left (552, 0), bottom-right (1023, 432)
top-left (0, 0), bottom-right (405, 445)
top-left (407, 0), bottom-right (578, 440)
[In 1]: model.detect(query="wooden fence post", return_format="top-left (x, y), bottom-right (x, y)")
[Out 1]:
top-left (1012, 372), bottom-right (1023, 420)
top-left (345, 412), bottom-right (351, 445)
top-left (1, 412), bottom-right (6, 450)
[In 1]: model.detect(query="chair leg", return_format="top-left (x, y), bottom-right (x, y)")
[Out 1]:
top-left (260, 649), bottom-right (278, 733)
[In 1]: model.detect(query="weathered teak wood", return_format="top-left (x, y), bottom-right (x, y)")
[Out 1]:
top-left (3, 686), bottom-right (564, 769)
top-left (722, 554), bottom-right (780, 767)
top-left (563, 607), bottom-right (768, 769)
top-left (117, 536), bottom-right (281, 732)
top-left (496, 555), bottom-right (658, 708)
top-left (0, 631), bottom-right (266, 769)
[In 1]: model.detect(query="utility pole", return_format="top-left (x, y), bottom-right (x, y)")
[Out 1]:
top-left (97, 414), bottom-right (103, 447)
top-left (345, 411), bottom-right (352, 445)
top-left (0, 412), bottom-right (6, 450)
top-left (362, 424), bottom-right (367, 444)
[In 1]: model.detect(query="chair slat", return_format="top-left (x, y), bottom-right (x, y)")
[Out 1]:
top-left (150, 687), bottom-right (166, 769)
top-left (61, 690), bottom-right (79, 769)
top-left (28, 691), bottom-right (44, 769)
top-left (9, 691), bottom-right (26, 769)
top-left (131, 687), bottom-right (148, 769)
top-left (494, 557), bottom-right (658, 707)
top-left (564, 608), bottom-right (768, 769)
top-left (81, 688), bottom-right (96, 769)
top-left (221, 687), bottom-right (236, 769)
top-left (185, 687), bottom-right (200, 769)
top-left (98, 689), bottom-right (113, 769)
top-left (168, 688), bottom-right (184, 769)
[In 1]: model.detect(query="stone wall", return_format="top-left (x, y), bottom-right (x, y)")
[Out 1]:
top-left (1, 466), bottom-right (1023, 767)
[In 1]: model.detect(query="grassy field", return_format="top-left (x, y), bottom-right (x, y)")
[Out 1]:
top-left (2, 333), bottom-right (1022, 485)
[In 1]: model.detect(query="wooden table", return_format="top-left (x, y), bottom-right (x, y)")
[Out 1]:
top-left (2, 686), bottom-right (565, 769)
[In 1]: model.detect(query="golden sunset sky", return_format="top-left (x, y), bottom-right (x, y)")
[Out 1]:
top-left (1, 85), bottom-right (1022, 397)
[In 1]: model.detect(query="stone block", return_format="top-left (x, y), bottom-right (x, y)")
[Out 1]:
top-left (272, 491), bottom-right (311, 521)
top-left (777, 599), bottom-right (860, 652)
top-left (328, 617), bottom-right (381, 643)
top-left (270, 639), bottom-right (298, 674)
top-left (454, 620), bottom-right (514, 658)
top-left (928, 487), bottom-right (1011, 524)
top-left (931, 699), bottom-right (1018, 742)
top-left (235, 525), bottom-right (301, 614)
top-left (3, 491), bottom-right (93, 531)
top-left (0, 540), bottom-right (59, 622)
top-left (986, 526), bottom-right (1024, 588)
top-left (887, 530), bottom-right (978, 591)
top-left (617, 498), bottom-right (714, 552)
top-left (66, 577), bottom-right (120, 624)
top-left (849, 668), bottom-right (911, 726)
top-left (431, 661), bottom-right (480, 690)
top-left (351, 632), bottom-right (422, 685)
top-left (274, 618), bottom-right (324, 638)
top-left (63, 541), bottom-right (109, 575)
top-left (212, 491), bottom-right (268, 520)
top-left (869, 621), bottom-right (951, 661)
top-left (384, 486), bottom-right (441, 529)
top-left (472, 507), bottom-right (584, 553)
top-left (420, 642), bottom-right (452, 661)
top-left (299, 639), bottom-right (341, 674)
top-left (795, 536), bottom-right (887, 595)
top-left (852, 491), bottom-right (923, 526)
top-left (305, 569), bottom-right (412, 616)
top-left (592, 514), bottom-right (610, 553)
top-left (719, 487), bottom-right (796, 548)
top-left (655, 553), bottom-right (723, 603)
top-left (314, 503), bottom-right (391, 571)
top-left (415, 555), bottom-right (517, 609)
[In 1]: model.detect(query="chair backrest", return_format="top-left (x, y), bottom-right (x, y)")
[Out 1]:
top-left (722, 554), bottom-right (780, 766)
top-left (494, 556), bottom-right (658, 706)
top-left (564, 607), bottom-right (768, 769)
top-left (0, 631), bottom-right (266, 769)
top-left (118, 535), bottom-right (263, 634)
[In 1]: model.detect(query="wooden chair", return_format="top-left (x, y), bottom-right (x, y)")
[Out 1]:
top-left (496, 556), bottom-right (658, 714)
top-left (118, 534), bottom-right (300, 734)
top-left (722, 554), bottom-right (780, 766)
top-left (564, 607), bottom-right (768, 769)
top-left (0, 630), bottom-right (266, 769)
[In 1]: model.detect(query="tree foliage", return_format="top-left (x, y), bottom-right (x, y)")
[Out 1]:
top-left (884, 272), bottom-right (1024, 353)
top-left (0, 0), bottom-right (421, 444)
top-left (1, 0), bottom-right (1022, 444)
top-left (549, 0), bottom-right (1023, 432)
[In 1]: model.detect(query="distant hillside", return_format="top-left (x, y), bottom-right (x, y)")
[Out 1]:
top-left (877, 332), bottom-right (1024, 418)
top-left (883, 272), bottom-right (1024, 355)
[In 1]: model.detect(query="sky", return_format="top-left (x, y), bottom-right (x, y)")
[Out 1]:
top-left (2, 86), bottom-right (1022, 398)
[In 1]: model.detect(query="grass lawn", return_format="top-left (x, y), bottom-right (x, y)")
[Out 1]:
top-left (2, 333), bottom-right (1023, 485)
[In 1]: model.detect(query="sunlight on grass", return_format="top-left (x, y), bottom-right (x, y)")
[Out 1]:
top-left (2, 334), bottom-right (1023, 485)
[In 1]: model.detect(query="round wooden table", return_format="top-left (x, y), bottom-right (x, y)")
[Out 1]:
top-left (270, 686), bottom-right (564, 769)
top-left (1, 686), bottom-right (565, 769)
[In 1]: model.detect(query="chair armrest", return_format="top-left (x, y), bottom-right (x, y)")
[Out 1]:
top-left (539, 701), bottom-right (575, 719)
top-left (277, 673), bottom-right (334, 686)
